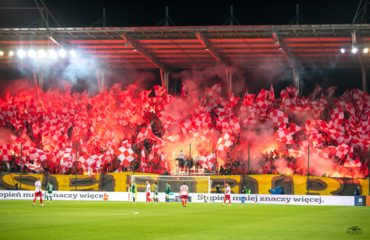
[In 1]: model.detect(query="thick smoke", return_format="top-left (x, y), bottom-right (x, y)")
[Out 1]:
top-left (274, 158), bottom-right (294, 175)
top-left (0, 61), bottom-right (366, 178)
top-left (0, 78), bottom-right (34, 97)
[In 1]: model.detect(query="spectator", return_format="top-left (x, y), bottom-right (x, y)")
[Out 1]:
top-left (237, 165), bottom-right (243, 175)
top-left (220, 165), bottom-right (224, 175)
top-left (354, 186), bottom-right (361, 196)
top-left (216, 184), bottom-right (222, 193)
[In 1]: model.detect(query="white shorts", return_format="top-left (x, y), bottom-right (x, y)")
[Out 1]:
top-left (165, 194), bottom-right (170, 198)
top-left (47, 193), bottom-right (53, 197)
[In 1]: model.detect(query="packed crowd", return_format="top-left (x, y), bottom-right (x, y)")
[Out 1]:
top-left (0, 113), bottom-right (170, 175)
top-left (0, 81), bottom-right (369, 179)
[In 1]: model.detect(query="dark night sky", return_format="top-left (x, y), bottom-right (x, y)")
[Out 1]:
top-left (0, 0), bottom-right (366, 97)
top-left (0, 0), bottom-right (361, 27)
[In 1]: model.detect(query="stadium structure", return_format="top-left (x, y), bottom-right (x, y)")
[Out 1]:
top-left (1, 5), bottom-right (370, 95)
top-left (0, 3), bottom-right (370, 240)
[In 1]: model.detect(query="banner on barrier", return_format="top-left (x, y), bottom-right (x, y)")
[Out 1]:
top-left (354, 196), bottom-right (366, 206)
top-left (0, 191), bottom-right (355, 206)
top-left (0, 191), bottom-right (128, 201)
top-left (194, 193), bottom-right (354, 206)
top-left (1, 173), bottom-right (369, 196)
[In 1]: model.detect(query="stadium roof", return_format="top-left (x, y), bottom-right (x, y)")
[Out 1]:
top-left (1, 24), bottom-right (370, 71)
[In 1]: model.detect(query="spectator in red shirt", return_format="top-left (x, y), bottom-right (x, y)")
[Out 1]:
top-left (232, 166), bottom-right (238, 175)
top-left (237, 165), bottom-right (243, 175)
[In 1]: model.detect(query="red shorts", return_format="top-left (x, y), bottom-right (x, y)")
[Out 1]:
top-left (181, 195), bottom-right (188, 199)
top-left (225, 195), bottom-right (230, 200)
top-left (35, 192), bottom-right (42, 197)
top-left (146, 192), bottom-right (150, 197)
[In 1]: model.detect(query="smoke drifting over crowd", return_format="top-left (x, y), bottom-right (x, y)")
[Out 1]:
top-left (0, 63), bottom-right (369, 179)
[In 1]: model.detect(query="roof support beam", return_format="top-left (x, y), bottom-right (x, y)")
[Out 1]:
top-left (293, 68), bottom-right (301, 96)
top-left (3, 25), bottom-right (370, 34)
top-left (272, 32), bottom-right (296, 68)
top-left (352, 32), bottom-right (365, 69)
top-left (120, 33), bottom-right (170, 72)
top-left (273, 32), bottom-right (301, 96)
top-left (362, 68), bottom-right (367, 93)
top-left (48, 34), bottom-right (61, 46)
top-left (352, 32), bottom-right (367, 92)
top-left (195, 31), bottom-right (230, 68)
top-left (226, 70), bottom-right (232, 93)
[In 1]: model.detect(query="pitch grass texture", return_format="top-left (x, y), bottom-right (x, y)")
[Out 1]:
top-left (0, 200), bottom-right (369, 240)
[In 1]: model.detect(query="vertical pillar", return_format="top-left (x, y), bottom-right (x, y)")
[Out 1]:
top-left (38, 72), bottom-right (43, 91)
top-left (75, 143), bottom-right (78, 191)
top-left (362, 68), bottom-right (367, 93)
top-left (19, 142), bottom-right (22, 189)
top-left (230, 6), bottom-right (234, 26)
top-left (96, 69), bottom-right (101, 91)
top-left (306, 144), bottom-right (310, 195)
top-left (247, 144), bottom-right (250, 193)
top-left (103, 8), bottom-right (106, 27)
top-left (165, 6), bottom-right (169, 27)
top-left (101, 70), bottom-right (105, 89)
top-left (164, 72), bottom-right (169, 93)
top-left (293, 68), bottom-right (300, 96)
top-left (226, 70), bottom-right (232, 92)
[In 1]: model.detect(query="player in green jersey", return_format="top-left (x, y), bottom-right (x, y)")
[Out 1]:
top-left (46, 182), bottom-right (53, 202)
top-left (154, 182), bottom-right (159, 204)
top-left (131, 181), bottom-right (136, 204)
top-left (165, 182), bottom-right (171, 205)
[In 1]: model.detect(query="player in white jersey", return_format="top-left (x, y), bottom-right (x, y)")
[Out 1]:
top-left (178, 150), bottom-right (184, 159)
top-left (180, 182), bottom-right (188, 207)
top-left (221, 183), bottom-right (231, 206)
top-left (145, 181), bottom-right (151, 204)
top-left (33, 178), bottom-right (44, 206)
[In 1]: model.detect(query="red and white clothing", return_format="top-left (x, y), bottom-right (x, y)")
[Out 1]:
top-left (33, 180), bottom-right (43, 205)
top-left (224, 186), bottom-right (231, 204)
top-left (180, 185), bottom-right (188, 199)
top-left (225, 186), bottom-right (230, 196)
top-left (146, 183), bottom-right (151, 197)
top-left (35, 180), bottom-right (42, 196)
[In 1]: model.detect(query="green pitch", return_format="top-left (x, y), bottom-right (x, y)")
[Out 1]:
top-left (0, 200), bottom-right (369, 240)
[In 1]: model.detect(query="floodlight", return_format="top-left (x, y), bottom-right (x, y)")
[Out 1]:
top-left (18, 49), bottom-right (26, 58)
top-left (364, 48), bottom-right (369, 53)
top-left (69, 50), bottom-right (76, 57)
top-left (9, 51), bottom-right (14, 56)
top-left (340, 48), bottom-right (345, 53)
top-left (59, 49), bottom-right (67, 57)
top-left (352, 47), bottom-right (358, 53)
top-left (38, 50), bottom-right (46, 58)
top-left (0, 51), bottom-right (4, 56)
top-left (49, 50), bottom-right (58, 58)
top-left (28, 50), bottom-right (36, 58)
